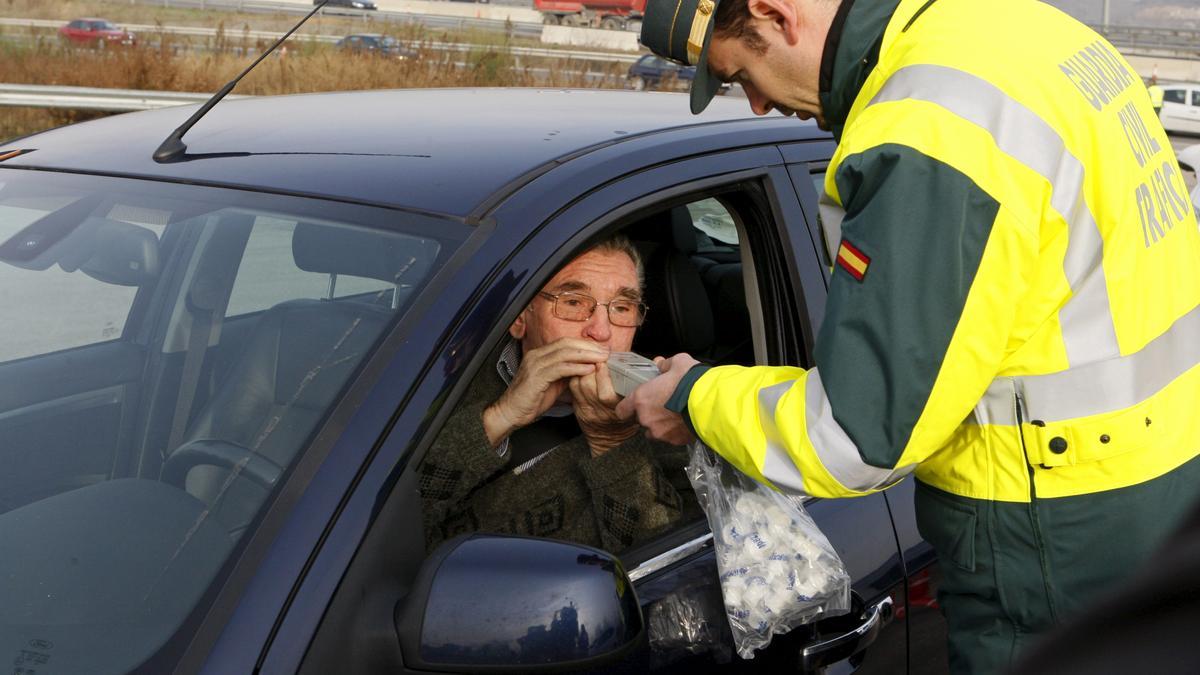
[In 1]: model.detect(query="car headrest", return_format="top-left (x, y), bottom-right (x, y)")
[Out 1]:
top-left (292, 222), bottom-right (440, 285)
top-left (636, 206), bottom-right (698, 255)
top-left (632, 242), bottom-right (714, 358)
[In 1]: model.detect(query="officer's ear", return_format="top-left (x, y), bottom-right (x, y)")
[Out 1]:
top-left (746, 0), bottom-right (802, 45)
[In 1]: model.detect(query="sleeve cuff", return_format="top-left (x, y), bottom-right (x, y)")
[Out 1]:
top-left (665, 364), bottom-right (711, 436)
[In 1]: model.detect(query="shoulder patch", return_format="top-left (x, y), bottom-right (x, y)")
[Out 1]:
top-left (836, 239), bottom-right (871, 281)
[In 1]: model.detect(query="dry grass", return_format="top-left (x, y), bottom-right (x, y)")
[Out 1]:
top-left (0, 28), bottom-right (631, 140)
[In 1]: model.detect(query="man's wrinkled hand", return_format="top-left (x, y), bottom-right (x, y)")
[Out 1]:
top-left (483, 338), bottom-right (609, 447)
top-left (615, 353), bottom-right (700, 446)
top-left (571, 362), bottom-right (638, 457)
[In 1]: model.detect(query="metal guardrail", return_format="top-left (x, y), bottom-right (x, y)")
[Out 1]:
top-left (1093, 24), bottom-right (1200, 59)
top-left (0, 83), bottom-right (246, 111)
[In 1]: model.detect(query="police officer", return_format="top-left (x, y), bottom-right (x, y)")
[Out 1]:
top-left (617, 0), bottom-right (1200, 671)
top-left (1148, 75), bottom-right (1165, 118)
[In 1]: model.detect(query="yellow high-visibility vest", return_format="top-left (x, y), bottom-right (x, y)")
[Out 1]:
top-left (687, 0), bottom-right (1200, 505)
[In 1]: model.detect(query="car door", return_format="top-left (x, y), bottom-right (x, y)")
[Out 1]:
top-left (780, 142), bottom-right (951, 674)
top-left (0, 189), bottom-right (164, 513)
top-left (1161, 87), bottom-right (1191, 134)
top-left (1189, 88), bottom-right (1200, 134)
top-left (288, 143), bottom-right (908, 674)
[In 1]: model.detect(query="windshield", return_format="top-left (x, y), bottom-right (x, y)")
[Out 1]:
top-left (0, 169), bottom-right (467, 674)
top-left (90, 21), bottom-right (117, 31)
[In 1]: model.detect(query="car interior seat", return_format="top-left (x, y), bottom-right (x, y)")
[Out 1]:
top-left (162, 222), bottom-right (436, 538)
top-left (630, 206), bottom-right (717, 361)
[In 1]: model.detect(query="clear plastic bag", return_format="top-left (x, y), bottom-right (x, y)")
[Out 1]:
top-left (685, 441), bottom-right (852, 659)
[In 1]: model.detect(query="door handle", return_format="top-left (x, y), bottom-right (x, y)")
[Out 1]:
top-left (799, 595), bottom-right (893, 672)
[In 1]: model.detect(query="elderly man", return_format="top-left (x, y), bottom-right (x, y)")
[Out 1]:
top-left (621, 0), bottom-right (1200, 671)
top-left (420, 235), bottom-right (687, 553)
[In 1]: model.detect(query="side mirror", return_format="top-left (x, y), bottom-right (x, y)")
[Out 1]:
top-left (396, 534), bottom-right (646, 673)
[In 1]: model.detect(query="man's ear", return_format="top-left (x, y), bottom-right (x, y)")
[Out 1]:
top-left (509, 310), bottom-right (527, 340)
top-left (747, 0), bottom-right (801, 45)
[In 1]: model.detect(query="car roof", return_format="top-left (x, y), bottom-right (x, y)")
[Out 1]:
top-left (0, 88), bottom-right (823, 218)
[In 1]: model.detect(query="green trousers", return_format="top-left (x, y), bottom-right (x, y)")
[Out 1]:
top-left (914, 456), bottom-right (1200, 674)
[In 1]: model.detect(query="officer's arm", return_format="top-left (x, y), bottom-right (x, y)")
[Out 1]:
top-left (674, 143), bottom-right (1038, 498)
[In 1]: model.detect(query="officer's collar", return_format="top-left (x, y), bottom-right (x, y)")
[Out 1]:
top-left (818, 0), bottom-right (902, 141)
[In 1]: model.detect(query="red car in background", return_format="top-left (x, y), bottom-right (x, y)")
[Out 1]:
top-left (58, 18), bottom-right (136, 48)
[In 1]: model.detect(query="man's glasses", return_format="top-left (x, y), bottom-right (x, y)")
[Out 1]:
top-left (537, 291), bottom-right (648, 327)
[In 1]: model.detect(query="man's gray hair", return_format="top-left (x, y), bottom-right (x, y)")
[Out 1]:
top-left (585, 234), bottom-right (644, 290)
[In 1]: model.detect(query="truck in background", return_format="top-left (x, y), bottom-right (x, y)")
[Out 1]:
top-left (535, 0), bottom-right (644, 31)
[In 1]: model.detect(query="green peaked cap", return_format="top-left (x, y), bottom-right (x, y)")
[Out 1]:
top-left (639, 0), bottom-right (724, 113)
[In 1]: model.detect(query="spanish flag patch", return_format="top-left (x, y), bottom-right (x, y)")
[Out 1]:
top-left (836, 239), bottom-right (870, 281)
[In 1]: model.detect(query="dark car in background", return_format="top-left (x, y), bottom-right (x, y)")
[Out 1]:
top-left (315, 0), bottom-right (379, 9)
top-left (627, 54), bottom-right (696, 90)
top-left (335, 34), bottom-right (419, 60)
top-left (0, 89), bottom-right (948, 674)
top-left (58, 18), bottom-right (136, 48)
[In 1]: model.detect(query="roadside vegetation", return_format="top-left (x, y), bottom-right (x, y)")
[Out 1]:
top-left (0, 0), bottom-right (637, 140)
top-left (0, 31), bottom-right (629, 140)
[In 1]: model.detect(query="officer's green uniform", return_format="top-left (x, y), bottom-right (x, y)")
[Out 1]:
top-left (640, 0), bottom-right (1200, 672)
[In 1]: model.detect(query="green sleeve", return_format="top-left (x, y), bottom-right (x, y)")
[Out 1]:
top-left (816, 143), bottom-right (1000, 468)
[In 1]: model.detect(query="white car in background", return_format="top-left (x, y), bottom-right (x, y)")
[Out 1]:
top-left (1161, 83), bottom-right (1200, 135)
top-left (1177, 144), bottom-right (1200, 213)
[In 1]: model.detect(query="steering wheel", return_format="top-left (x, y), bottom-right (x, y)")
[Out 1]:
top-left (161, 439), bottom-right (283, 491)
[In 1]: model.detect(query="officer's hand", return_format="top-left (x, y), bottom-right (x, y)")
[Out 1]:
top-left (571, 362), bottom-right (638, 458)
top-left (615, 353), bottom-right (699, 446)
top-left (483, 338), bottom-right (609, 447)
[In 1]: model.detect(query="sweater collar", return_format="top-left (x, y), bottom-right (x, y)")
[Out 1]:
top-left (818, 0), bottom-right (903, 141)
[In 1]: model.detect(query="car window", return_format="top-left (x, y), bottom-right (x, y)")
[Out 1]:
top-left (1164, 88), bottom-right (1187, 104)
top-left (0, 193), bottom-right (165, 363)
top-left (1193, 90), bottom-right (1200, 107)
top-left (226, 217), bottom-right (398, 317)
top-left (687, 197), bottom-right (738, 246)
top-left (413, 190), bottom-right (769, 566)
top-left (0, 169), bottom-right (469, 675)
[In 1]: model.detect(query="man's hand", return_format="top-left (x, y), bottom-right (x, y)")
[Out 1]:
top-left (483, 338), bottom-right (609, 448)
top-left (615, 353), bottom-right (700, 446)
top-left (571, 362), bottom-right (638, 457)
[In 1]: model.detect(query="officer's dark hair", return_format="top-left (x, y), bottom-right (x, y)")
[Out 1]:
top-left (713, 0), bottom-right (769, 55)
top-left (714, 0), bottom-right (839, 54)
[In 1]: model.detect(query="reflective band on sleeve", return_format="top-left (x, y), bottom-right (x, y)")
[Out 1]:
top-left (869, 64), bottom-right (1120, 366)
top-left (978, 302), bottom-right (1200, 424)
top-left (781, 370), bottom-right (912, 492)
top-left (817, 192), bottom-right (845, 265)
top-left (757, 381), bottom-right (807, 493)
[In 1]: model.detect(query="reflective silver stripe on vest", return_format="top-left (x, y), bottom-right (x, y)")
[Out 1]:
top-left (868, 63), bottom-right (1120, 366)
top-left (757, 374), bottom-right (909, 493)
top-left (758, 380), bottom-right (807, 493)
top-left (818, 191), bottom-right (845, 265)
top-left (977, 302), bottom-right (1200, 425)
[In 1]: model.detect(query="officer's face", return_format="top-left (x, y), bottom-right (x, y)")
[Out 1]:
top-left (706, 0), bottom-right (831, 127)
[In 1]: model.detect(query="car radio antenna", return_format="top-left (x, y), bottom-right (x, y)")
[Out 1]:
top-left (153, 0), bottom-right (329, 163)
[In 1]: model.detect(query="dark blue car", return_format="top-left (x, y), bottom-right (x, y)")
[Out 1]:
top-left (0, 89), bottom-right (947, 674)
top-left (628, 54), bottom-right (697, 91)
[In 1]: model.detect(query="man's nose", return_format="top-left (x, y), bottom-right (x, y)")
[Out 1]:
top-left (745, 85), bottom-right (773, 116)
top-left (582, 305), bottom-right (613, 342)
